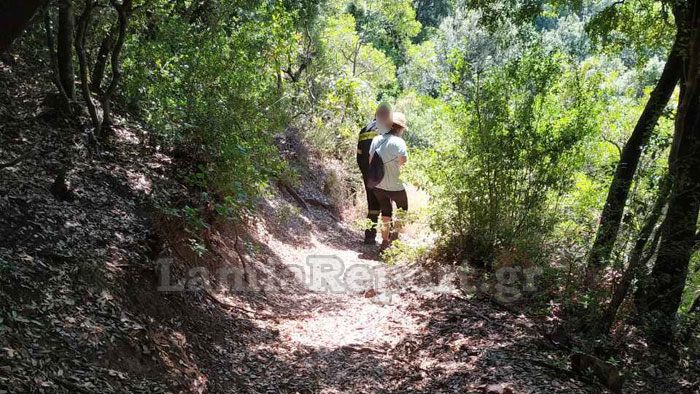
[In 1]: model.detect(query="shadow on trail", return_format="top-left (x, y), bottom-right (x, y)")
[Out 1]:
top-left (387, 294), bottom-right (599, 394)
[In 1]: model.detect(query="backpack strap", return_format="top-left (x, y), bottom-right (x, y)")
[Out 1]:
top-left (359, 131), bottom-right (377, 142)
top-left (374, 135), bottom-right (399, 163)
top-left (372, 135), bottom-right (391, 159)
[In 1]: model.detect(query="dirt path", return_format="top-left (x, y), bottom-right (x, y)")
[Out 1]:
top-left (222, 199), bottom-right (597, 394)
top-left (257, 230), bottom-right (421, 354)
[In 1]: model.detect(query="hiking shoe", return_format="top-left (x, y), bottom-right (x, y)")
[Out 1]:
top-left (363, 231), bottom-right (377, 245)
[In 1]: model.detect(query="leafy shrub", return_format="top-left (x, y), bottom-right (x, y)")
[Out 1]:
top-left (413, 48), bottom-right (602, 266)
top-left (295, 12), bottom-right (397, 158)
top-left (123, 2), bottom-right (301, 208)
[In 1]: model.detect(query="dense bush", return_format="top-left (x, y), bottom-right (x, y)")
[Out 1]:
top-left (411, 49), bottom-right (602, 266)
top-left (122, 2), bottom-right (306, 205)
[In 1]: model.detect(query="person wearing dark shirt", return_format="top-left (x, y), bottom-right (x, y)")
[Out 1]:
top-left (356, 103), bottom-right (392, 244)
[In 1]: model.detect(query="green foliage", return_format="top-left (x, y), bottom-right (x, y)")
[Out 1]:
top-left (123, 1), bottom-right (305, 204)
top-left (552, 55), bottom-right (674, 250)
top-left (681, 253), bottom-right (700, 313)
top-left (292, 11), bottom-right (397, 157)
top-left (321, 13), bottom-right (396, 87)
top-left (413, 0), bottom-right (453, 30)
top-left (398, 40), bottom-right (444, 97)
top-left (347, 0), bottom-right (422, 62)
top-left (413, 48), bottom-right (602, 264)
top-left (381, 240), bottom-right (428, 265)
top-left (393, 91), bottom-right (455, 149)
top-left (108, 0), bottom-right (699, 328)
top-left (585, 0), bottom-right (674, 61)
top-left (188, 238), bottom-right (207, 257)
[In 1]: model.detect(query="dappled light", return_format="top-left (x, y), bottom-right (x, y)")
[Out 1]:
top-left (1, 0), bottom-right (699, 392)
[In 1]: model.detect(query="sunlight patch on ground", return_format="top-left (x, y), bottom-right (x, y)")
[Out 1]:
top-left (275, 295), bottom-right (420, 349)
top-left (126, 170), bottom-right (152, 194)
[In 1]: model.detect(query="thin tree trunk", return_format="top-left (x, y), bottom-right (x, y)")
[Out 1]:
top-left (75, 0), bottom-right (99, 129)
top-left (641, 3), bottom-right (700, 341)
top-left (44, 8), bottom-right (71, 112)
top-left (599, 174), bottom-right (671, 333)
top-left (0, 0), bottom-right (47, 53)
top-left (351, 41), bottom-right (360, 77)
top-left (632, 218), bottom-right (665, 315)
top-left (585, 33), bottom-right (682, 286)
top-left (57, 0), bottom-right (76, 100)
top-left (90, 28), bottom-right (115, 93)
top-left (97, 0), bottom-right (132, 138)
top-left (691, 293), bottom-right (700, 313)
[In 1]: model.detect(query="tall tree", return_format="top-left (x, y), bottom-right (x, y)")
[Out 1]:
top-left (57, 0), bottom-right (76, 99)
top-left (44, 7), bottom-right (71, 111)
top-left (413, 0), bottom-right (451, 40)
top-left (639, 0), bottom-right (700, 340)
top-left (599, 174), bottom-right (671, 333)
top-left (90, 27), bottom-right (115, 93)
top-left (585, 13), bottom-right (682, 286)
top-left (347, 0), bottom-right (421, 63)
top-left (97, 0), bottom-right (133, 134)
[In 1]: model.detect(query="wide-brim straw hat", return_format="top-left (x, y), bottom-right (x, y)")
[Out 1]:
top-left (392, 111), bottom-right (407, 129)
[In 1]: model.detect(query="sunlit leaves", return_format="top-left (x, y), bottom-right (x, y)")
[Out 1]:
top-left (346, 0), bottom-right (421, 62)
top-left (398, 40), bottom-right (445, 97)
top-left (296, 11), bottom-right (397, 156)
top-left (415, 47), bottom-right (603, 261)
top-left (585, 0), bottom-right (674, 61)
top-left (123, 1), bottom-right (305, 200)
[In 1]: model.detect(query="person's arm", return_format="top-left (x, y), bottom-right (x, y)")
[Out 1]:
top-left (397, 139), bottom-right (408, 166)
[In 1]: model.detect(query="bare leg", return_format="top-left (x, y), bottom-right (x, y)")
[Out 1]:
top-left (381, 216), bottom-right (391, 243)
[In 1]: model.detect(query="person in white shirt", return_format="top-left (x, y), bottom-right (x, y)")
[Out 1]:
top-left (368, 112), bottom-right (408, 249)
top-left (357, 103), bottom-right (393, 244)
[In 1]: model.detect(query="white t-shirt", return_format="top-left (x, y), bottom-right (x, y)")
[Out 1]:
top-left (369, 134), bottom-right (408, 191)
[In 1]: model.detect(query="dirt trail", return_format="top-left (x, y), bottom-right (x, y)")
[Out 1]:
top-left (0, 59), bottom-right (588, 392)
top-left (223, 191), bottom-right (596, 394)
top-left (256, 226), bottom-right (420, 351)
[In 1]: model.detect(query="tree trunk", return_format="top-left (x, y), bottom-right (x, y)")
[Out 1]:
top-left (57, 0), bottom-right (76, 100)
top-left (599, 174), bottom-right (671, 333)
top-left (75, 0), bottom-right (99, 129)
top-left (632, 216), bottom-right (665, 315)
top-left (44, 8), bottom-right (71, 112)
top-left (640, 3), bottom-right (700, 341)
top-left (585, 33), bottom-right (683, 286)
top-left (691, 293), bottom-right (700, 314)
top-left (97, 0), bottom-right (132, 137)
top-left (586, 35), bottom-right (682, 285)
top-left (0, 0), bottom-right (47, 53)
top-left (90, 28), bottom-right (115, 93)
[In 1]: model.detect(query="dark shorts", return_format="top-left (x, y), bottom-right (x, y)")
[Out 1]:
top-left (372, 188), bottom-right (408, 218)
